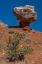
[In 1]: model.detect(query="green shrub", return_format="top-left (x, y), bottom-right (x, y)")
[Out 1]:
top-left (22, 46), bottom-right (34, 54)
top-left (14, 32), bottom-right (25, 41)
top-left (6, 32), bottom-right (25, 62)
top-left (6, 32), bottom-right (34, 62)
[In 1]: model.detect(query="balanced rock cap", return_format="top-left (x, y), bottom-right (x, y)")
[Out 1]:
top-left (13, 5), bottom-right (37, 20)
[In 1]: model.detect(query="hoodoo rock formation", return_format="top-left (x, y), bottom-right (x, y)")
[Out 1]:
top-left (13, 5), bottom-right (37, 29)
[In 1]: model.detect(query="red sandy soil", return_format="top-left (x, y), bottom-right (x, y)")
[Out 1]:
top-left (0, 26), bottom-right (42, 64)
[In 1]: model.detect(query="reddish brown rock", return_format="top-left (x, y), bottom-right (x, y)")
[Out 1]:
top-left (13, 5), bottom-right (37, 29)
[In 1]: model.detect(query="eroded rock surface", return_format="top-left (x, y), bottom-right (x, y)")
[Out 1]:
top-left (0, 20), bottom-right (8, 27)
top-left (13, 5), bottom-right (37, 28)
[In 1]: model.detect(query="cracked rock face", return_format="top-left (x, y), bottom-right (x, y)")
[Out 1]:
top-left (13, 5), bottom-right (37, 28)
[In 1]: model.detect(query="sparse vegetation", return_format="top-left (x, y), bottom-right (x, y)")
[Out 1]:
top-left (22, 46), bottom-right (34, 54)
top-left (6, 32), bottom-right (25, 62)
top-left (14, 32), bottom-right (25, 41)
top-left (6, 32), bottom-right (34, 62)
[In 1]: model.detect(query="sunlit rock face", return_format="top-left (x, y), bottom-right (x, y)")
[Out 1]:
top-left (13, 5), bottom-right (37, 28)
top-left (0, 20), bottom-right (8, 27)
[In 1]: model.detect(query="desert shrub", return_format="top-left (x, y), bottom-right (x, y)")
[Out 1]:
top-left (6, 32), bottom-right (33, 62)
top-left (22, 46), bottom-right (34, 54)
top-left (9, 30), bottom-right (14, 34)
top-left (23, 38), bottom-right (31, 44)
top-left (6, 32), bottom-right (25, 62)
top-left (14, 32), bottom-right (25, 41)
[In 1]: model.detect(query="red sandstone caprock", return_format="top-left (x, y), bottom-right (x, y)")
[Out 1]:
top-left (13, 5), bottom-right (37, 29)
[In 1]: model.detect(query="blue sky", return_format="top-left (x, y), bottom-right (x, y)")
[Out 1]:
top-left (0, 0), bottom-right (42, 32)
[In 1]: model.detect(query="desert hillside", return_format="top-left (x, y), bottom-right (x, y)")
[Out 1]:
top-left (0, 23), bottom-right (42, 64)
top-left (0, 5), bottom-right (42, 64)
